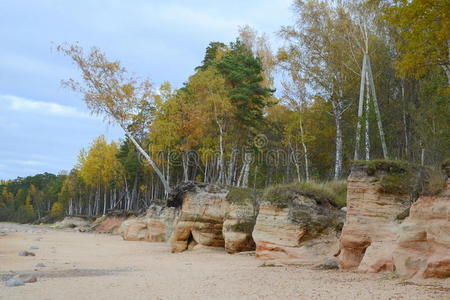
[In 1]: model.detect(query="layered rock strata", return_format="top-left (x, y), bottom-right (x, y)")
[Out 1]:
top-left (222, 187), bottom-right (259, 253)
top-left (253, 184), bottom-right (344, 264)
top-left (170, 183), bottom-right (230, 252)
top-left (393, 161), bottom-right (450, 279)
top-left (94, 216), bottom-right (127, 234)
top-left (338, 160), bottom-right (445, 277)
top-left (121, 204), bottom-right (179, 242)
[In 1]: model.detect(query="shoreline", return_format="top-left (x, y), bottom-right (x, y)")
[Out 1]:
top-left (0, 222), bottom-right (448, 300)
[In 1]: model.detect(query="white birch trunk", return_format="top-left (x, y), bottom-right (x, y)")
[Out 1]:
top-left (217, 122), bottom-right (225, 184)
top-left (401, 81), bottom-right (409, 158)
top-left (366, 56), bottom-right (388, 159)
top-left (241, 152), bottom-right (252, 188)
top-left (332, 101), bottom-right (343, 180)
top-left (102, 187), bottom-right (107, 215)
top-left (354, 53), bottom-right (367, 160)
top-left (226, 146), bottom-right (237, 185)
top-left (122, 126), bottom-right (170, 193)
top-left (290, 144), bottom-right (301, 182)
top-left (182, 154), bottom-right (188, 182)
top-left (364, 70), bottom-right (371, 160)
top-left (298, 114), bottom-right (310, 181)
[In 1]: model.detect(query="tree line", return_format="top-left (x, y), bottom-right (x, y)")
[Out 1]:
top-left (1, 0), bottom-right (448, 221)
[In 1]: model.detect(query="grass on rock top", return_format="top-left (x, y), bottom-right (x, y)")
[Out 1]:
top-left (261, 180), bottom-right (347, 208)
top-left (353, 159), bottom-right (413, 176)
top-left (226, 187), bottom-right (261, 206)
top-left (354, 159), bottom-right (446, 195)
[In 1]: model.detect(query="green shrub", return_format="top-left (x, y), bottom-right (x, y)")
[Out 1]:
top-left (226, 187), bottom-right (261, 205)
top-left (354, 159), bottom-right (446, 195)
top-left (262, 180), bottom-right (347, 208)
top-left (380, 175), bottom-right (411, 194)
top-left (355, 160), bottom-right (417, 194)
top-left (421, 168), bottom-right (446, 195)
top-left (354, 159), bottom-right (412, 176)
top-left (228, 221), bottom-right (255, 233)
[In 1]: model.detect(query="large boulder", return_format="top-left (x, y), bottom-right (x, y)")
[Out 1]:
top-left (338, 161), bottom-right (434, 273)
top-left (222, 187), bottom-right (259, 253)
top-left (121, 204), bottom-right (180, 242)
top-left (393, 160), bottom-right (450, 279)
top-left (146, 204), bottom-right (180, 242)
top-left (122, 217), bottom-right (149, 241)
top-left (169, 183), bottom-right (230, 252)
top-left (94, 216), bottom-right (127, 234)
top-left (253, 182), bottom-right (345, 264)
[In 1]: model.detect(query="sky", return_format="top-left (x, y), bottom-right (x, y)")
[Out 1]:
top-left (0, 0), bottom-right (293, 180)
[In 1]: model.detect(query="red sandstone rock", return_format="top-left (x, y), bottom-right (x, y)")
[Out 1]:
top-left (393, 176), bottom-right (450, 279)
top-left (253, 192), bottom-right (343, 265)
top-left (121, 205), bottom-right (179, 242)
top-left (170, 184), bottom-right (230, 252)
top-left (223, 202), bottom-right (257, 254)
top-left (338, 163), bottom-right (412, 272)
top-left (94, 216), bottom-right (126, 234)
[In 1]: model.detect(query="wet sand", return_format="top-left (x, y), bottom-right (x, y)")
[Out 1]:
top-left (0, 222), bottom-right (448, 300)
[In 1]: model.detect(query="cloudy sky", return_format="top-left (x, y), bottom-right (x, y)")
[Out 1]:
top-left (0, 0), bottom-right (293, 179)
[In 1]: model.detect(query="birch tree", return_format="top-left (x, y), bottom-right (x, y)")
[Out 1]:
top-left (57, 44), bottom-right (170, 194)
top-left (279, 0), bottom-right (358, 179)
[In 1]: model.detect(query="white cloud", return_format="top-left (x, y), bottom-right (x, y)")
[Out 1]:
top-left (6, 159), bottom-right (46, 166)
top-left (1, 94), bottom-right (92, 119)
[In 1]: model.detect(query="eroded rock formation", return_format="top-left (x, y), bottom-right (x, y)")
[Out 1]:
top-left (393, 161), bottom-right (450, 279)
top-left (121, 217), bottom-right (149, 241)
top-left (253, 184), bottom-right (344, 264)
top-left (94, 216), bottom-right (127, 234)
top-left (170, 183), bottom-right (230, 252)
top-left (222, 187), bottom-right (259, 253)
top-left (51, 216), bottom-right (93, 231)
top-left (121, 204), bottom-right (179, 242)
top-left (338, 163), bottom-right (412, 271)
top-left (337, 162), bottom-right (424, 272)
top-left (337, 160), bottom-right (448, 279)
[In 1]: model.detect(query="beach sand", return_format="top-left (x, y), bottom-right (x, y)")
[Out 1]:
top-left (0, 222), bottom-right (448, 300)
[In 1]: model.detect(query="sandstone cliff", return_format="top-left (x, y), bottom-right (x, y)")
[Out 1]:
top-left (94, 216), bottom-right (127, 234)
top-left (393, 161), bottom-right (450, 279)
top-left (169, 183), bottom-right (230, 252)
top-left (253, 183), bottom-right (345, 264)
top-left (121, 204), bottom-right (179, 242)
top-left (338, 160), bottom-right (447, 278)
top-left (222, 187), bottom-right (259, 253)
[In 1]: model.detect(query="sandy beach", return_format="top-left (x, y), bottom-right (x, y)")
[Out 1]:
top-left (0, 222), bottom-right (448, 300)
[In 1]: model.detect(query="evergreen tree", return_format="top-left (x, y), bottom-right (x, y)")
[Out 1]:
top-left (216, 39), bottom-right (275, 129)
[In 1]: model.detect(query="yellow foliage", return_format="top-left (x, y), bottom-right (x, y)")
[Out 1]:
top-left (50, 202), bottom-right (64, 217)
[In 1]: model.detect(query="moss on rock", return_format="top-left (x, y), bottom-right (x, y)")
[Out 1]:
top-left (354, 159), bottom-right (411, 176)
top-left (353, 159), bottom-right (446, 196)
top-left (261, 180), bottom-right (347, 208)
top-left (227, 221), bottom-right (256, 233)
top-left (226, 187), bottom-right (261, 206)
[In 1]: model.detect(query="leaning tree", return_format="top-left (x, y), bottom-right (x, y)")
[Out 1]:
top-left (57, 44), bottom-right (170, 194)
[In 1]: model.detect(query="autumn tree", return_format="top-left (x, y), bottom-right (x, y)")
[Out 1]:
top-left (77, 136), bottom-right (123, 215)
top-left (279, 0), bottom-right (359, 179)
top-left (384, 0), bottom-right (450, 84)
top-left (57, 44), bottom-right (170, 193)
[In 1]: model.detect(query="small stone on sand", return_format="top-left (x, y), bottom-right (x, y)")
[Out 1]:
top-left (5, 279), bottom-right (24, 287)
top-left (18, 250), bottom-right (35, 256)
